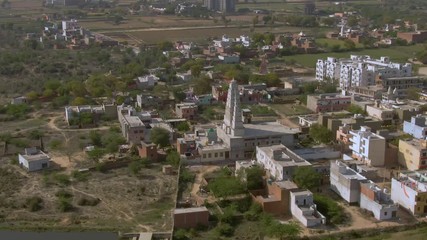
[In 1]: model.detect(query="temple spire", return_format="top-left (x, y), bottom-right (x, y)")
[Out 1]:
top-left (223, 79), bottom-right (244, 136)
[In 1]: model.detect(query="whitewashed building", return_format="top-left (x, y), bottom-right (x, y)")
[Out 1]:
top-left (256, 144), bottom-right (311, 181)
top-left (391, 171), bottom-right (427, 216)
top-left (359, 181), bottom-right (398, 220)
top-left (316, 55), bottom-right (412, 90)
top-left (330, 161), bottom-right (367, 203)
top-left (19, 147), bottom-right (50, 172)
top-left (403, 115), bottom-right (427, 139)
top-left (350, 126), bottom-right (386, 167)
top-left (290, 190), bottom-right (326, 227)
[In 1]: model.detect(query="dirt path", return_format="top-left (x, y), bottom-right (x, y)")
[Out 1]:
top-left (418, 67), bottom-right (427, 76)
top-left (190, 165), bottom-right (220, 205)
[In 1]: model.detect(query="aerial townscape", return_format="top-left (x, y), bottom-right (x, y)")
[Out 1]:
top-left (2, 0), bottom-right (427, 240)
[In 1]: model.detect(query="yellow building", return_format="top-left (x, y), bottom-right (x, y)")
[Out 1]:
top-left (398, 139), bottom-right (427, 171)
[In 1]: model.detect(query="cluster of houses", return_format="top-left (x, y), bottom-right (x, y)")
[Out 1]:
top-left (27, 19), bottom-right (118, 49)
top-left (323, 11), bottom-right (427, 46)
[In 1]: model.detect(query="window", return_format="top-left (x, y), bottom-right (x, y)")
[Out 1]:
top-left (384, 212), bottom-right (387, 216)
top-left (203, 154), bottom-right (206, 159)
top-left (220, 152), bottom-right (223, 157)
top-left (215, 153), bottom-right (218, 158)
top-left (208, 153), bottom-right (212, 158)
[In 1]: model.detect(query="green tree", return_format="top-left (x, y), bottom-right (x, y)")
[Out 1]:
top-left (26, 91), bottom-right (39, 101)
top-left (150, 127), bottom-right (170, 149)
top-left (176, 121), bottom-right (190, 132)
top-left (166, 150), bottom-right (181, 167)
top-left (89, 131), bottom-right (102, 147)
top-left (190, 65), bottom-right (202, 78)
top-left (208, 177), bottom-right (245, 198)
top-left (406, 87), bottom-right (421, 100)
top-left (293, 166), bottom-right (322, 190)
top-left (244, 165), bottom-right (264, 190)
top-left (72, 97), bottom-right (87, 106)
top-left (314, 194), bottom-right (345, 224)
top-left (347, 104), bottom-right (365, 114)
top-left (309, 124), bottom-right (333, 144)
top-left (192, 76), bottom-right (213, 95)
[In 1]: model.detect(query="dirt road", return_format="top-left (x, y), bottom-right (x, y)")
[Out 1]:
top-left (190, 165), bottom-right (220, 205)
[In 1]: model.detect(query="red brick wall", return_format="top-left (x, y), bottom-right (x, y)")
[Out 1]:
top-left (174, 211), bottom-right (209, 229)
top-left (360, 184), bottom-right (375, 201)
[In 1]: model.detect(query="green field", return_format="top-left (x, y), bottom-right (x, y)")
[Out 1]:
top-left (358, 226), bottom-right (427, 240)
top-left (286, 44), bottom-right (426, 68)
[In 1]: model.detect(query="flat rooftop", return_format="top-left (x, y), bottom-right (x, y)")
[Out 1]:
top-left (244, 121), bottom-right (300, 137)
top-left (20, 152), bottom-right (50, 162)
top-left (123, 115), bottom-right (143, 127)
top-left (174, 207), bottom-right (208, 214)
top-left (275, 180), bottom-right (298, 190)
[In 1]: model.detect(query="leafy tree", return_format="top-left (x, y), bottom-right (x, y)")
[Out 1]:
top-left (347, 16), bottom-right (359, 27)
top-left (173, 88), bottom-right (186, 102)
top-left (192, 76), bottom-right (213, 95)
top-left (314, 194), bottom-right (345, 224)
top-left (26, 91), bottom-right (39, 101)
top-left (309, 124), bottom-right (333, 144)
top-left (190, 65), bottom-right (202, 78)
top-left (347, 104), bottom-right (364, 114)
top-left (176, 121), bottom-right (190, 132)
top-left (208, 177), bottom-right (245, 198)
top-left (87, 148), bottom-right (105, 161)
top-left (72, 97), bottom-right (87, 106)
top-left (406, 87), bottom-right (421, 100)
top-left (166, 150), bottom-right (181, 167)
top-left (293, 166), bottom-right (322, 190)
top-left (157, 41), bottom-right (173, 51)
top-left (29, 130), bottom-right (44, 140)
top-left (302, 82), bottom-right (317, 94)
top-left (89, 131), bottom-right (102, 147)
top-left (150, 127), bottom-right (170, 149)
top-left (244, 165), bottom-right (264, 190)
top-left (129, 159), bottom-right (145, 175)
top-left (215, 223), bottom-right (234, 237)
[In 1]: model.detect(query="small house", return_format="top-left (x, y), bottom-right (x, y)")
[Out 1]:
top-left (18, 147), bottom-right (51, 172)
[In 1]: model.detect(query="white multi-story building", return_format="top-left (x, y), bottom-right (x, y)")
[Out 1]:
top-left (330, 161), bottom-right (367, 203)
top-left (316, 55), bottom-right (412, 90)
top-left (316, 57), bottom-right (340, 81)
top-left (256, 144), bottom-right (311, 181)
top-left (359, 181), bottom-right (398, 220)
top-left (391, 171), bottom-right (427, 216)
top-left (350, 126), bottom-right (386, 167)
top-left (403, 115), bottom-right (427, 139)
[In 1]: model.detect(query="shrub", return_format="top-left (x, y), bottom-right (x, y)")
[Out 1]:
top-left (216, 223), bottom-right (234, 237)
top-left (77, 196), bottom-right (100, 206)
top-left (53, 173), bottom-right (70, 186)
top-left (71, 170), bottom-right (90, 182)
top-left (314, 194), bottom-right (346, 225)
top-left (95, 162), bottom-right (107, 173)
top-left (57, 198), bottom-right (73, 212)
top-left (55, 189), bottom-right (73, 199)
top-left (25, 196), bottom-right (43, 212)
